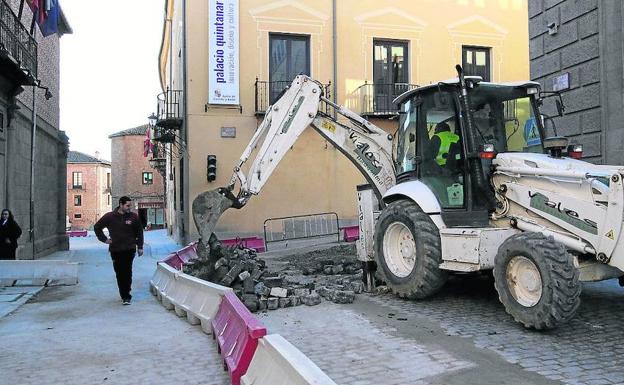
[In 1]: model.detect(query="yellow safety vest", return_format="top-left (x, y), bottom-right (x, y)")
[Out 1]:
top-left (435, 131), bottom-right (460, 166)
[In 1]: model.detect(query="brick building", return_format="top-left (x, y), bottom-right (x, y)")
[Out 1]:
top-left (528, 0), bottom-right (606, 163)
top-left (66, 151), bottom-right (111, 230)
top-left (0, 0), bottom-right (72, 258)
top-left (109, 125), bottom-right (165, 228)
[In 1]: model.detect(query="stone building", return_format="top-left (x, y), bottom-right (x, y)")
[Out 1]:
top-left (155, 0), bottom-right (531, 243)
top-left (109, 125), bottom-right (165, 228)
top-left (528, 0), bottom-right (607, 163)
top-left (66, 151), bottom-right (111, 230)
top-left (0, 0), bottom-right (72, 258)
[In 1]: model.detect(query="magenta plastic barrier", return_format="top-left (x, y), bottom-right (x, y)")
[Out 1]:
top-left (212, 291), bottom-right (267, 385)
top-left (220, 237), bottom-right (266, 253)
top-left (342, 226), bottom-right (360, 242)
top-left (161, 242), bottom-right (199, 270)
top-left (162, 253), bottom-right (184, 270)
top-left (66, 230), bottom-right (88, 237)
top-left (243, 238), bottom-right (265, 253)
top-left (176, 242), bottom-right (198, 264)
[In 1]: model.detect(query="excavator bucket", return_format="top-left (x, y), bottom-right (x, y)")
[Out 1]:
top-left (191, 188), bottom-right (235, 242)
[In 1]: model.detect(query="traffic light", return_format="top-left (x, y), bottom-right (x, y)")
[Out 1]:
top-left (207, 155), bottom-right (217, 182)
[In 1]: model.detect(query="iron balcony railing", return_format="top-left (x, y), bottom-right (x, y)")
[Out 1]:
top-left (254, 78), bottom-right (332, 115)
top-left (0, 0), bottom-right (37, 79)
top-left (156, 89), bottom-right (183, 129)
top-left (353, 82), bottom-right (418, 117)
top-left (68, 183), bottom-right (86, 190)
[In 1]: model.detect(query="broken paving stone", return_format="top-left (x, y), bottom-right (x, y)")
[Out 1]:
top-left (214, 257), bottom-right (229, 270)
top-left (221, 264), bottom-right (243, 286)
top-left (303, 292), bottom-right (321, 306)
top-left (270, 287), bottom-right (288, 298)
top-left (294, 288), bottom-right (310, 297)
top-left (332, 290), bottom-right (355, 304)
top-left (238, 271), bottom-right (251, 281)
top-left (251, 268), bottom-right (265, 281)
top-left (278, 297), bottom-right (292, 308)
top-left (289, 295), bottom-right (301, 306)
top-left (374, 285), bottom-right (391, 295)
top-left (258, 298), bottom-right (267, 311)
top-left (254, 282), bottom-right (270, 296)
top-left (348, 281), bottom-right (364, 294)
top-left (317, 286), bottom-right (335, 301)
top-left (242, 294), bottom-right (259, 312)
top-left (344, 264), bottom-right (357, 274)
top-left (267, 297), bottom-right (279, 310)
top-left (323, 265), bottom-right (334, 275)
top-left (331, 264), bottom-right (344, 275)
top-left (262, 276), bottom-right (284, 288)
top-left (243, 277), bottom-right (255, 294)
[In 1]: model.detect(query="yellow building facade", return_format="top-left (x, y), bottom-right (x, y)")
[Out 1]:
top-left (157, 0), bottom-right (529, 243)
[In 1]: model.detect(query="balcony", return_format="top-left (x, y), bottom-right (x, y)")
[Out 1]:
top-left (254, 78), bottom-right (332, 115)
top-left (352, 82), bottom-right (418, 117)
top-left (68, 183), bottom-right (86, 190)
top-left (156, 89), bottom-right (183, 130)
top-left (0, 0), bottom-right (37, 85)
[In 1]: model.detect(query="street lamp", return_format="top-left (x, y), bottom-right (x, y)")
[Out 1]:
top-left (148, 113), bottom-right (157, 127)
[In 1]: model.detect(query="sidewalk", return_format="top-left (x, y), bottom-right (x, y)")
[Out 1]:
top-left (0, 230), bottom-right (229, 385)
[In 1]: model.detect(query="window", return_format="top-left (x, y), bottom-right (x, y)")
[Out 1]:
top-left (142, 172), bottom-right (153, 185)
top-left (72, 172), bottom-right (83, 188)
top-left (74, 195), bottom-right (82, 206)
top-left (373, 40), bottom-right (409, 112)
top-left (462, 46), bottom-right (491, 82)
top-left (107, 195), bottom-right (110, 205)
top-left (269, 33), bottom-right (310, 102)
top-left (106, 173), bottom-right (111, 189)
top-left (74, 213), bottom-right (82, 219)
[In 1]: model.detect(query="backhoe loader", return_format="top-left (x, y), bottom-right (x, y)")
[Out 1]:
top-left (192, 66), bottom-right (624, 329)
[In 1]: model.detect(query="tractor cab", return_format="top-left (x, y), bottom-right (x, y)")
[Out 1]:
top-left (394, 77), bottom-right (546, 227)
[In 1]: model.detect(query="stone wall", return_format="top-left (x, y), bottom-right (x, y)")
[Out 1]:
top-left (528, 0), bottom-right (623, 164)
top-left (0, 0), bottom-right (69, 258)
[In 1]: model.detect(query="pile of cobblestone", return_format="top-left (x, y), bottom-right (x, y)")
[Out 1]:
top-left (184, 243), bottom-right (366, 312)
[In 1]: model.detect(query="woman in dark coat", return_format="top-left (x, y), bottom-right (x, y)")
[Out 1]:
top-left (0, 209), bottom-right (22, 260)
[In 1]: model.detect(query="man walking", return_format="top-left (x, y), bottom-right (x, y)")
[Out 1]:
top-left (94, 196), bottom-right (144, 305)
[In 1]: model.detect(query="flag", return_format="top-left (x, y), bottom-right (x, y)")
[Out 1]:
top-left (144, 126), bottom-right (154, 157)
top-left (26, 0), bottom-right (60, 37)
top-left (39, 0), bottom-right (59, 37)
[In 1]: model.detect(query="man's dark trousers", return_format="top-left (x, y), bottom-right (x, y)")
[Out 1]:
top-left (111, 250), bottom-right (135, 301)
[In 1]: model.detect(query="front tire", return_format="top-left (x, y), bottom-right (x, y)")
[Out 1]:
top-left (374, 200), bottom-right (447, 299)
top-left (494, 232), bottom-right (581, 330)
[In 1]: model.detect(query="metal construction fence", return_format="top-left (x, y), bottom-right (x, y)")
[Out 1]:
top-left (263, 212), bottom-right (340, 251)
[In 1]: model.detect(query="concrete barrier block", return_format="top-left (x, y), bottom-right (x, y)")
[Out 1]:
top-left (162, 296), bottom-right (174, 310)
top-left (0, 261), bottom-right (78, 287)
top-left (241, 334), bottom-right (336, 385)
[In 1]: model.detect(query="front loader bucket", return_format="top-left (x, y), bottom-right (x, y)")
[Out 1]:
top-left (192, 188), bottom-right (234, 242)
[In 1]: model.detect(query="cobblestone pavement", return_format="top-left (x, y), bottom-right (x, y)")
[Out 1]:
top-left (0, 231), bottom-right (229, 385)
top-left (365, 274), bottom-right (624, 385)
top-left (260, 303), bottom-right (475, 385)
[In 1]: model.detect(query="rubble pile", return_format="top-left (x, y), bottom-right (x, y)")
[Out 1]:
top-left (184, 243), bottom-right (367, 312)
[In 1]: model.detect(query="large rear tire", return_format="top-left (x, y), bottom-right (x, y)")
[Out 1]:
top-left (493, 232), bottom-right (581, 330)
top-left (374, 200), bottom-right (448, 299)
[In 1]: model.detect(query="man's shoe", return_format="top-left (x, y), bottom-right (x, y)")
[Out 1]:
top-left (122, 299), bottom-right (131, 305)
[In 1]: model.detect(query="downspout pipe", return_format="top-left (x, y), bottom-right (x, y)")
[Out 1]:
top-left (29, 85), bottom-right (36, 259)
top-left (182, 0), bottom-right (189, 244)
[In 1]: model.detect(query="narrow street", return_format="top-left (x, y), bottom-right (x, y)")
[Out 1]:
top-left (4, 232), bottom-right (623, 384)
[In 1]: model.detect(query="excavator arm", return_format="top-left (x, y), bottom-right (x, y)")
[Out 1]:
top-left (192, 75), bottom-right (396, 242)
